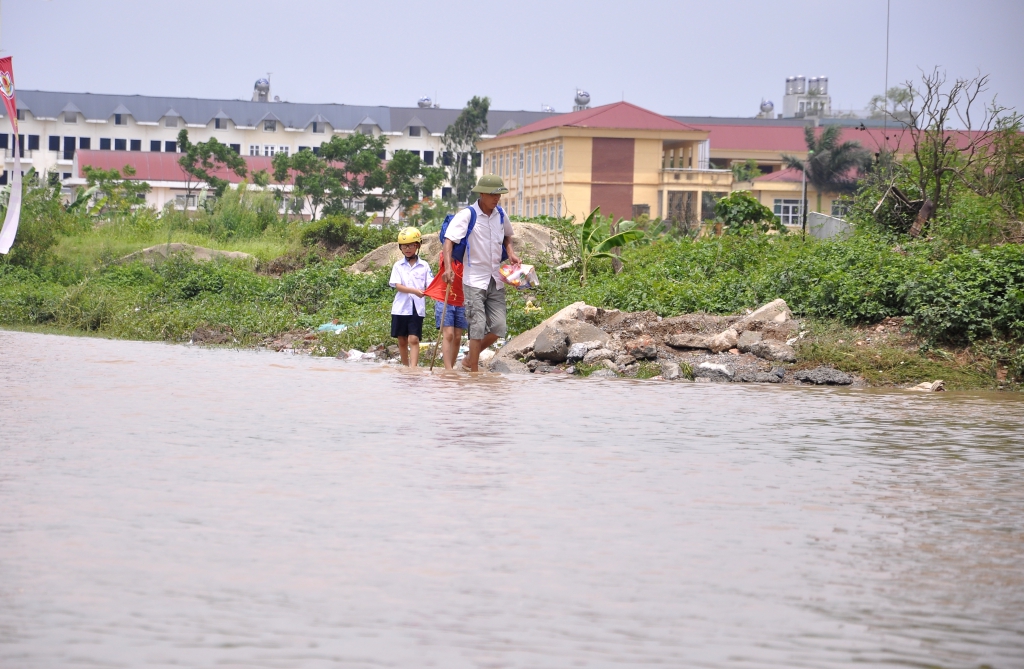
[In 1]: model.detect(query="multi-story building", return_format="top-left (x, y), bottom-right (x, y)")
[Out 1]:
top-left (478, 102), bottom-right (731, 225)
top-left (3, 82), bottom-right (554, 216)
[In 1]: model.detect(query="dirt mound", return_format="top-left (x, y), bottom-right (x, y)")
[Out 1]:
top-left (120, 243), bottom-right (254, 265)
top-left (345, 221), bottom-right (559, 274)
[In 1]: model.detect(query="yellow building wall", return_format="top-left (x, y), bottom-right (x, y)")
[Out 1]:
top-left (560, 136), bottom-right (592, 222)
top-left (632, 138), bottom-right (663, 216)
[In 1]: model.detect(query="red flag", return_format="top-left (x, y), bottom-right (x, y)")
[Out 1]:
top-left (0, 56), bottom-right (21, 255)
top-left (423, 255), bottom-right (464, 306)
top-left (0, 57), bottom-right (17, 135)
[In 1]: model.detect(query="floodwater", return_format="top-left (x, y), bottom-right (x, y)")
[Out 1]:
top-left (1, 330), bottom-right (1023, 669)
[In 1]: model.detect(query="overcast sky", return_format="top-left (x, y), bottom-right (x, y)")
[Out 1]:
top-left (3, 0), bottom-right (1022, 118)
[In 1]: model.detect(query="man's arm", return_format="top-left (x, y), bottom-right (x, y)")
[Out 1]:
top-left (442, 239), bottom-right (456, 284)
top-left (503, 236), bottom-right (521, 265)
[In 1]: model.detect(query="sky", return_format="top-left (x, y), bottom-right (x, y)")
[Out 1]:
top-left (2, 0), bottom-right (1022, 118)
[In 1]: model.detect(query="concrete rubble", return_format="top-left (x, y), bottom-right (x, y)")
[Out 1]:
top-left (485, 298), bottom-right (866, 386)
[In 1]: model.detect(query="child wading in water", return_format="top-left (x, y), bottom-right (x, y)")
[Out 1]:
top-left (427, 254), bottom-right (467, 370)
top-left (389, 227), bottom-right (432, 367)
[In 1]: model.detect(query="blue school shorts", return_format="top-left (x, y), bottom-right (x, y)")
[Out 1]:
top-left (434, 301), bottom-right (468, 330)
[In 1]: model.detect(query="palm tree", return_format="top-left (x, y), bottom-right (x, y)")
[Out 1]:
top-left (784, 125), bottom-right (872, 212)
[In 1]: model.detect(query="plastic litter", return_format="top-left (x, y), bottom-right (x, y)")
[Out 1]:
top-left (499, 263), bottom-right (540, 290)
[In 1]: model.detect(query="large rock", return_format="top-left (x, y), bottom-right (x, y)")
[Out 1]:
top-left (660, 361), bottom-right (682, 380)
top-left (582, 348), bottom-right (616, 365)
top-left (667, 333), bottom-right (711, 350)
top-left (488, 358), bottom-right (530, 374)
top-left (588, 368), bottom-right (618, 379)
top-left (559, 320), bottom-right (611, 347)
top-left (120, 243), bottom-right (254, 265)
top-left (747, 340), bottom-right (797, 363)
top-left (737, 330), bottom-right (762, 351)
top-left (533, 327), bottom-right (570, 362)
top-left (624, 335), bottom-right (657, 360)
top-left (695, 362), bottom-right (735, 382)
top-left (794, 367), bottom-right (853, 385)
top-left (566, 341), bottom-right (602, 363)
top-left (499, 299), bottom-right (589, 360)
top-left (707, 328), bottom-right (739, 353)
top-left (734, 299), bottom-right (793, 331)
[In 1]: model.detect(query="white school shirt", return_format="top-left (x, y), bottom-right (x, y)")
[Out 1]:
top-left (389, 256), bottom-right (433, 316)
top-left (443, 201), bottom-right (515, 291)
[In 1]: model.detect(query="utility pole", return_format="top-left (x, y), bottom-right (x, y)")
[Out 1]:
top-left (801, 150), bottom-right (813, 239)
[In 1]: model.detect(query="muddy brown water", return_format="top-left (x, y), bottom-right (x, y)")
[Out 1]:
top-left (1, 329), bottom-right (1023, 668)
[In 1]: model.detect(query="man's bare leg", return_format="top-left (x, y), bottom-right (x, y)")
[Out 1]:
top-left (408, 335), bottom-right (420, 367)
top-left (465, 333), bottom-right (498, 372)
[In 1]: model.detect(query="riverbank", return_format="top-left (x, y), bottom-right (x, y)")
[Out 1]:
top-left (1, 206), bottom-right (1021, 390)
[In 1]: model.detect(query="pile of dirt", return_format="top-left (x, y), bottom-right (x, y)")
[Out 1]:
top-left (119, 243), bottom-right (254, 265)
top-left (345, 221), bottom-right (560, 274)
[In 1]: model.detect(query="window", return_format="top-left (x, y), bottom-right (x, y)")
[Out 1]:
top-left (378, 150), bottom-right (386, 160)
top-left (64, 112), bottom-right (77, 124)
top-left (312, 121), bottom-right (325, 134)
top-left (175, 194), bottom-right (198, 210)
top-left (442, 151), bottom-right (452, 166)
top-left (0, 134), bottom-right (8, 149)
top-left (114, 113), bottom-right (127, 126)
top-left (542, 147), bottom-right (548, 173)
top-left (472, 152), bottom-right (481, 168)
top-left (48, 135), bottom-right (61, 151)
top-left (264, 145), bottom-right (275, 157)
top-left (165, 116), bottom-right (178, 128)
top-left (16, 109), bottom-right (24, 121)
top-left (526, 148), bottom-right (531, 174)
top-left (519, 151), bottom-right (524, 175)
top-left (28, 135), bottom-right (39, 151)
top-left (312, 146), bottom-right (320, 155)
top-left (115, 139), bottom-right (127, 151)
top-left (556, 194), bottom-right (561, 217)
top-left (79, 137), bottom-right (91, 150)
top-left (298, 146), bottom-right (309, 153)
top-left (0, 171), bottom-right (6, 185)
top-left (150, 140), bottom-right (161, 152)
top-left (229, 143), bottom-right (240, 154)
top-left (441, 186), bottom-right (452, 199)
top-left (534, 148), bottom-right (540, 173)
top-left (558, 144), bottom-right (563, 170)
top-left (423, 150), bottom-right (434, 166)
top-left (517, 191), bottom-right (523, 212)
top-left (165, 140), bottom-right (177, 153)
top-left (100, 138), bottom-right (112, 150)
top-left (215, 118), bottom-right (227, 130)
top-left (62, 172), bottom-right (71, 180)
top-left (549, 196), bottom-right (554, 216)
top-left (278, 146), bottom-right (289, 157)
top-left (408, 125), bottom-right (421, 137)
top-left (249, 145), bottom-right (260, 156)
top-left (264, 120), bottom-right (277, 132)
top-left (62, 136), bottom-right (75, 159)
top-left (773, 198), bottom-right (802, 226)
top-left (130, 139), bottom-right (142, 151)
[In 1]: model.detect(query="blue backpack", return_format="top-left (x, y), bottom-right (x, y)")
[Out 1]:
top-left (439, 205), bottom-right (509, 264)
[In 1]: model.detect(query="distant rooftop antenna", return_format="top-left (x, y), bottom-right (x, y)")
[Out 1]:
top-left (541, 104), bottom-right (555, 113)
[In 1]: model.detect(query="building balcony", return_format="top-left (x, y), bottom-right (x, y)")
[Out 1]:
top-left (660, 168), bottom-right (732, 189)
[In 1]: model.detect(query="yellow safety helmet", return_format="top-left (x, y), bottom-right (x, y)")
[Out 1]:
top-left (397, 227), bottom-right (422, 245)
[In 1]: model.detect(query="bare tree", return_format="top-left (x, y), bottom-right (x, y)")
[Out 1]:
top-left (885, 69), bottom-right (1009, 233)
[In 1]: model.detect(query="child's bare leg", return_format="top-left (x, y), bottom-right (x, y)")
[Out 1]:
top-left (397, 335), bottom-right (409, 366)
top-left (448, 327), bottom-right (464, 369)
top-left (441, 327), bottom-right (456, 370)
top-left (408, 335), bottom-right (420, 367)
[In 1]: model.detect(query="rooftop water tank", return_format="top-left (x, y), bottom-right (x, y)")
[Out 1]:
top-left (417, 96), bottom-right (432, 109)
top-left (760, 99), bottom-right (774, 114)
top-left (574, 89), bottom-right (591, 106)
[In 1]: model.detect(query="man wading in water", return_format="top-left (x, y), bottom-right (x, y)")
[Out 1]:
top-left (442, 175), bottom-right (520, 372)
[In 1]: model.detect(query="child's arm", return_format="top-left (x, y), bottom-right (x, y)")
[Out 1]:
top-left (394, 284), bottom-right (424, 298)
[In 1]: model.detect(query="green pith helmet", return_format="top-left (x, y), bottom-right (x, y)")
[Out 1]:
top-left (471, 174), bottom-right (509, 195)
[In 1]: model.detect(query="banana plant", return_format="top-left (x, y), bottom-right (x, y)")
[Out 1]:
top-left (65, 186), bottom-right (98, 212)
top-left (578, 207), bottom-right (644, 286)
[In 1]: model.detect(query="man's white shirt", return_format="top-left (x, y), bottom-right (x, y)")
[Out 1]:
top-left (444, 202), bottom-right (514, 291)
top-left (388, 257), bottom-right (433, 316)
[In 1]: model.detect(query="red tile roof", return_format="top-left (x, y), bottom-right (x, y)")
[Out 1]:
top-left (500, 101), bottom-right (700, 138)
top-left (76, 150), bottom-right (280, 183)
top-left (698, 123), bottom-right (989, 155)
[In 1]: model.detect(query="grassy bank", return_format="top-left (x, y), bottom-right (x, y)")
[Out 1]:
top-left (1, 180), bottom-right (1021, 389)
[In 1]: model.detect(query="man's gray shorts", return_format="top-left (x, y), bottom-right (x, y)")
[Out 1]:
top-left (464, 278), bottom-right (507, 340)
